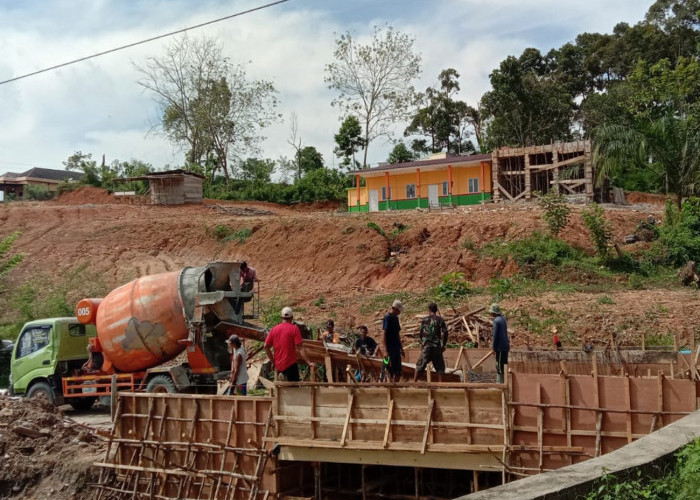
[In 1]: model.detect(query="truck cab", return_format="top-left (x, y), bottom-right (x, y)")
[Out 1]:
top-left (10, 317), bottom-right (98, 409)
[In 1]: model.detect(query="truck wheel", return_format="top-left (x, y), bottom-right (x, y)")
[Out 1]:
top-left (26, 381), bottom-right (55, 404)
top-left (69, 397), bottom-right (97, 411)
top-left (146, 375), bottom-right (177, 394)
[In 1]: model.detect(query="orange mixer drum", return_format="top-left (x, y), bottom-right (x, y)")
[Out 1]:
top-left (95, 271), bottom-right (188, 373)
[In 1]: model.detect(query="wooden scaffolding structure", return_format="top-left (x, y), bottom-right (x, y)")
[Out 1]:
top-left (491, 140), bottom-right (593, 203)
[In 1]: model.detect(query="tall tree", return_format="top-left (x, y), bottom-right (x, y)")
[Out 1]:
top-left (134, 35), bottom-right (278, 180)
top-left (334, 115), bottom-right (366, 170)
top-left (325, 25), bottom-right (421, 168)
top-left (405, 68), bottom-right (477, 154)
top-left (236, 158), bottom-right (276, 184)
top-left (286, 112), bottom-right (304, 180)
top-left (298, 146), bottom-right (324, 174)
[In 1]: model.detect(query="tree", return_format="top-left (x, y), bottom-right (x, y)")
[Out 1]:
top-left (236, 158), bottom-right (276, 184)
top-left (334, 115), bottom-right (366, 170)
top-left (63, 151), bottom-right (100, 186)
top-left (481, 51), bottom-right (574, 148)
top-left (405, 68), bottom-right (478, 154)
top-left (594, 113), bottom-right (700, 209)
top-left (387, 142), bottom-right (415, 164)
top-left (134, 35), bottom-right (279, 180)
top-left (298, 146), bottom-right (324, 174)
top-left (286, 112), bottom-right (304, 180)
top-left (325, 25), bottom-right (421, 168)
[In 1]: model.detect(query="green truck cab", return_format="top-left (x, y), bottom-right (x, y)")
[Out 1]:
top-left (10, 317), bottom-right (97, 409)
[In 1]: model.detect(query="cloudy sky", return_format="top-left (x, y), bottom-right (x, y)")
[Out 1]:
top-left (0, 0), bottom-right (651, 175)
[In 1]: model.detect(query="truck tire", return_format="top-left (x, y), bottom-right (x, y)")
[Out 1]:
top-left (146, 375), bottom-right (177, 394)
top-left (69, 397), bottom-right (97, 411)
top-left (26, 381), bottom-right (55, 404)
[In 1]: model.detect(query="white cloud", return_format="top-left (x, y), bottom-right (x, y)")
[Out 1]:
top-left (0, 0), bottom-right (651, 172)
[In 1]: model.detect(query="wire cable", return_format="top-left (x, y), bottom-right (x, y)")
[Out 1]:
top-left (0, 0), bottom-right (290, 87)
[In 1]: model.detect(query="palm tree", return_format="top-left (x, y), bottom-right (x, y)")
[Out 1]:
top-left (593, 114), bottom-right (700, 209)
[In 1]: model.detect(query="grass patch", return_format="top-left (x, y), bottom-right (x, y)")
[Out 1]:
top-left (224, 228), bottom-right (253, 245)
top-left (598, 295), bottom-right (616, 305)
top-left (366, 222), bottom-right (386, 237)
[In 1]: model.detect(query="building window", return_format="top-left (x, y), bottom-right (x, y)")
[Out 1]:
top-left (405, 184), bottom-right (416, 199)
top-left (468, 178), bottom-right (479, 193)
top-left (442, 181), bottom-right (449, 196)
top-left (381, 186), bottom-right (393, 200)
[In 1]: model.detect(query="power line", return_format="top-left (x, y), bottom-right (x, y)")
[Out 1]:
top-left (0, 0), bottom-right (290, 87)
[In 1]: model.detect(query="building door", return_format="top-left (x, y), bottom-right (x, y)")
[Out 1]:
top-left (428, 184), bottom-right (439, 208)
top-left (369, 190), bottom-right (379, 212)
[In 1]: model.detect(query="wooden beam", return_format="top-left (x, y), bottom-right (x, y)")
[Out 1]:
top-left (383, 399), bottom-right (395, 449)
top-left (420, 399), bottom-right (435, 454)
top-left (624, 375), bottom-right (632, 443)
top-left (340, 392), bottom-right (355, 447)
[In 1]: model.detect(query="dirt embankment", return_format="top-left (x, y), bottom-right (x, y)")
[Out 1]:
top-left (2, 187), bottom-right (695, 348)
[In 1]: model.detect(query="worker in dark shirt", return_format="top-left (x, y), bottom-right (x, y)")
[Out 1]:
top-left (382, 299), bottom-right (405, 382)
top-left (353, 325), bottom-right (379, 356)
top-left (490, 303), bottom-right (510, 384)
top-left (414, 303), bottom-right (449, 382)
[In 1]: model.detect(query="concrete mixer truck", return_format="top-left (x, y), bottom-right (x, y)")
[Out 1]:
top-left (8, 262), bottom-right (267, 408)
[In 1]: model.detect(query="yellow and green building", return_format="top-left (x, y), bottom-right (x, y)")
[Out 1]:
top-left (347, 152), bottom-right (492, 212)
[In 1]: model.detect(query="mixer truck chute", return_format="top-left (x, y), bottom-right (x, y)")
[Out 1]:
top-left (10, 262), bottom-right (267, 406)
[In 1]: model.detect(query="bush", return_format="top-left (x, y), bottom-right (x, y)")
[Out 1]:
top-left (581, 203), bottom-right (613, 259)
top-left (0, 232), bottom-right (23, 288)
top-left (211, 225), bottom-right (232, 240)
top-left (539, 192), bottom-right (571, 236)
top-left (660, 198), bottom-right (700, 267)
top-left (435, 272), bottom-right (471, 303)
top-left (24, 184), bottom-right (55, 201)
top-left (367, 222), bottom-right (386, 237)
top-left (224, 228), bottom-right (253, 245)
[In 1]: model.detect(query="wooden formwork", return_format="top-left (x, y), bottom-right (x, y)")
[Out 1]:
top-left (491, 140), bottom-right (593, 203)
top-left (93, 393), bottom-right (276, 500)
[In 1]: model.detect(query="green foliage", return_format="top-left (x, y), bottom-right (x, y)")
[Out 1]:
top-left (539, 192), bottom-right (572, 236)
top-left (313, 295), bottom-right (326, 307)
top-left (489, 277), bottom-right (516, 302)
top-left (460, 237), bottom-right (476, 251)
top-left (237, 158), bottom-right (275, 184)
top-left (210, 225), bottom-right (232, 241)
top-left (366, 222), bottom-right (386, 237)
top-left (644, 332), bottom-right (674, 347)
top-left (260, 295), bottom-right (287, 329)
top-left (334, 115), bottom-right (366, 170)
top-left (598, 295), bottom-right (616, 305)
top-left (387, 141), bottom-right (416, 164)
top-left (389, 223), bottom-right (409, 239)
top-left (404, 68), bottom-right (476, 155)
top-left (481, 232), bottom-right (585, 277)
top-left (583, 438), bottom-right (700, 500)
top-left (659, 198), bottom-right (700, 266)
top-left (298, 146), bottom-right (324, 174)
top-left (435, 272), bottom-right (472, 303)
top-left (24, 184), bottom-right (55, 201)
top-left (0, 232), bottom-right (23, 288)
top-left (224, 228), bottom-right (253, 245)
top-left (581, 204), bottom-right (613, 259)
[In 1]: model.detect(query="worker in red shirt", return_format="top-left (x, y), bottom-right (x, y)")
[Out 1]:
top-left (264, 307), bottom-right (310, 382)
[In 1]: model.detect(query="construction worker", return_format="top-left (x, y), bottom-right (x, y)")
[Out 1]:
top-left (490, 303), bottom-right (509, 384)
top-left (264, 307), bottom-right (308, 382)
top-left (234, 262), bottom-right (258, 315)
top-left (322, 319), bottom-right (340, 344)
top-left (382, 299), bottom-right (405, 383)
top-left (226, 335), bottom-right (248, 395)
top-left (414, 303), bottom-right (448, 382)
top-left (81, 343), bottom-right (104, 375)
top-left (353, 325), bottom-right (379, 356)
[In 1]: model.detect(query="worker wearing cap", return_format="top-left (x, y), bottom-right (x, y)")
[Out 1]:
top-left (414, 303), bottom-right (448, 382)
top-left (264, 307), bottom-right (306, 382)
top-left (226, 335), bottom-right (248, 395)
top-left (490, 303), bottom-right (509, 384)
top-left (234, 262), bottom-right (258, 315)
top-left (382, 299), bottom-right (405, 382)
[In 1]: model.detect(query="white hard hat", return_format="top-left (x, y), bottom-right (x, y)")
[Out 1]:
top-left (392, 299), bottom-right (405, 312)
top-left (281, 307), bottom-right (293, 319)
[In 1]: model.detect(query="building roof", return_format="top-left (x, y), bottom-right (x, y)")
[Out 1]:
top-left (352, 153), bottom-right (492, 176)
top-left (0, 167), bottom-right (83, 183)
top-left (146, 169), bottom-right (205, 179)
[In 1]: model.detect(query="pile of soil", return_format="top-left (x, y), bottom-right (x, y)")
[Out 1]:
top-left (55, 186), bottom-right (133, 205)
top-left (0, 396), bottom-right (104, 499)
top-left (626, 191), bottom-right (669, 205)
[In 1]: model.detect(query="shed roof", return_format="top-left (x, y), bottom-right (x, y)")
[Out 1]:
top-left (0, 167), bottom-right (83, 183)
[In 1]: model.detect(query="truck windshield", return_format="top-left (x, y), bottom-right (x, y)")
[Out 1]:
top-left (16, 326), bottom-right (51, 358)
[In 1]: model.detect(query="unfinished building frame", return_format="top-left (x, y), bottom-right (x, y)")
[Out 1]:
top-left (491, 140), bottom-right (593, 203)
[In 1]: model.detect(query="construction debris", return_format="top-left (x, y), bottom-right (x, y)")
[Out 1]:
top-left (0, 395), bottom-right (103, 499)
top-left (207, 204), bottom-right (274, 216)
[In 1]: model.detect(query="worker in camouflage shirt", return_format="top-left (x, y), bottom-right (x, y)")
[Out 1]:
top-left (413, 302), bottom-right (448, 382)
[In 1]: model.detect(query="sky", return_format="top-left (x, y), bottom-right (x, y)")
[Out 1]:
top-left (0, 0), bottom-right (652, 176)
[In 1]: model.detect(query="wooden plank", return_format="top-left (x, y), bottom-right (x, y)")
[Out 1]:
top-left (383, 399), bottom-right (395, 448)
top-left (536, 383), bottom-right (543, 471)
top-left (624, 375), bottom-right (632, 443)
top-left (658, 372), bottom-right (664, 427)
top-left (340, 392), bottom-right (355, 447)
top-left (464, 388), bottom-right (472, 445)
top-left (594, 412), bottom-right (603, 457)
top-left (420, 399), bottom-right (435, 454)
